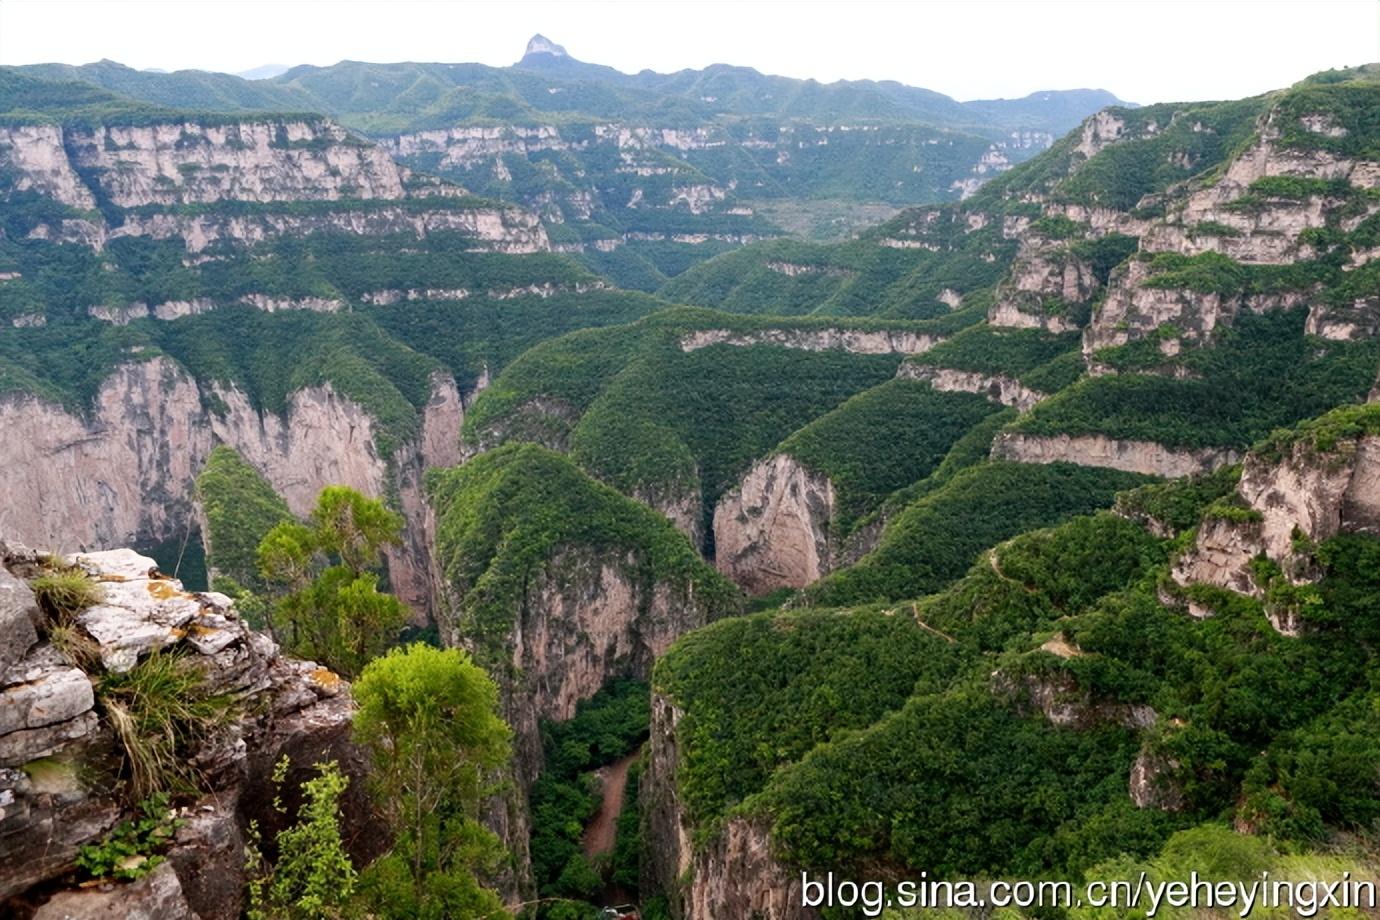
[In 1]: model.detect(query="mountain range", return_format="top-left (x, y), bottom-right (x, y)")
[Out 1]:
top-left (0, 33), bottom-right (1377, 920)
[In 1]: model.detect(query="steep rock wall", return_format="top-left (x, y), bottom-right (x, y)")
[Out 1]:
top-left (0, 118), bottom-right (550, 254)
top-left (642, 691), bottom-right (810, 920)
top-left (0, 359), bottom-right (462, 619)
top-left (899, 363), bottom-right (1046, 411)
top-left (63, 120), bottom-right (406, 207)
top-left (1172, 433), bottom-right (1380, 602)
top-left (713, 454), bottom-right (835, 593)
top-left (0, 124), bottom-right (97, 209)
top-left (988, 247), bottom-right (1099, 334)
top-left (439, 545), bottom-right (727, 899)
top-left (680, 327), bottom-right (941, 355)
top-left (1084, 259), bottom-right (1313, 354)
top-left (993, 431), bottom-right (1241, 478)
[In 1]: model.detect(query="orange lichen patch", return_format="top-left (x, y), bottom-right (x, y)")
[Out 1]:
top-left (168, 627), bottom-right (188, 640)
top-left (185, 622), bottom-right (221, 638)
top-left (95, 574), bottom-right (131, 583)
top-left (146, 581), bottom-right (192, 601)
top-left (309, 667), bottom-right (342, 690)
top-left (1040, 635), bottom-right (1083, 659)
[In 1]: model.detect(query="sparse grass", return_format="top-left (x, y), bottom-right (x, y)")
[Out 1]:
top-left (97, 650), bottom-right (236, 799)
top-left (48, 622), bottom-right (103, 671)
top-left (30, 570), bottom-right (104, 621)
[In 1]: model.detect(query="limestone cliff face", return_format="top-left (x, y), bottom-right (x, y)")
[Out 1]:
top-left (0, 358), bottom-right (463, 620)
top-left (79, 199), bottom-right (549, 254)
top-left (436, 542), bottom-right (728, 898)
top-left (460, 547), bottom-right (723, 790)
top-left (1082, 101), bottom-right (1380, 355)
top-left (0, 124), bottom-right (97, 210)
top-left (0, 117), bottom-right (550, 255)
top-left (989, 246), bottom-right (1099, 334)
top-left (0, 358), bottom-right (208, 552)
top-left (1172, 431), bottom-right (1380, 610)
top-left (635, 483), bottom-right (704, 551)
top-left (680, 327), bottom-right (941, 355)
top-left (642, 691), bottom-right (810, 920)
top-left (899, 363), bottom-right (1046, 411)
top-left (713, 454), bottom-right (835, 593)
top-left (0, 545), bottom-right (380, 918)
top-left (63, 120), bottom-right (406, 208)
top-left (1305, 297), bottom-right (1380, 342)
top-left (1083, 258), bottom-right (1313, 354)
top-left (992, 431), bottom-right (1241, 478)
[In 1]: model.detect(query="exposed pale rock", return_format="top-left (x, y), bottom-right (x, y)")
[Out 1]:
top-left (0, 712), bottom-right (100, 768)
top-left (669, 183), bottom-right (727, 214)
top-left (713, 454), bottom-right (834, 593)
top-left (0, 566), bottom-right (39, 671)
top-left (995, 667), bottom-right (1156, 730)
top-left (992, 432), bottom-right (1240, 478)
top-left (67, 549), bottom-right (244, 673)
top-left (899, 363), bottom-right (1046, 411)
top-left (936, 287), bottom-right (964, 308)
top-left (442, 540), bottom-right (728, 898)
top-left (766, 261), bottom-right (855, 279)
top-left (238, 293), bottom-right (342, 313)
top-left (0, 357), bottom-right (210, 552)
top-left (1074, 110), bottom-right (1128, 160)
top-left (1129, 744), bottom-right (1186, 811)
top-left (1085, 259), bottom-right (1313, 354)
top-left (100, 202), bottom-right (549, 254)
top-left (65, 120), bottom-right (406, 208)
top-left (0, 125), bottom-right (98, 209)
top-left (0, 666), bottom-right (94, 737)
top-left (685, 817), bottom-right (810, 920)
top-left (1172, 434), bottom-right (1380, 604)
top-left (634, 483), bottom-right (703, 550)
top-left (0, 547), bottom-right (377, 906)
top-left (1306, 297), bottom-right (1380, 341)
top-left (87, 302), bottom-right (151, 325)
top-left (643, 692), bottom-right (811, 920)
top-left (152, 298), bottom-right (215, 320)
top-left (680, 327), bottom-right (941, 355)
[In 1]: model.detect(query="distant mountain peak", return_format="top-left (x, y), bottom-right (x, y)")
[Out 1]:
top-left (524, 34), bottom-right (568, 59)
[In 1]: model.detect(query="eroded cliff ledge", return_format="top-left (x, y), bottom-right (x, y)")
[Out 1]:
top-left (0, 545), bottom-right (379, 919)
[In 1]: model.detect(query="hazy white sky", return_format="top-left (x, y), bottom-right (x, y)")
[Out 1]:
top-left (0, 0), bottom-right (1375, 104)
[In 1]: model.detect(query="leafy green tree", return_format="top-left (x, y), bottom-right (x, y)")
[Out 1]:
top-left (245, 758), bottom-right (358, 920)
top-left (256, 486), bottom-right (406, 678)
top-left (352, 644), bottom-right (513, 920)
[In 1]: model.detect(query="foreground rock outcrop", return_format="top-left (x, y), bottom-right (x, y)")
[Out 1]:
top-left (0, 545), bottom-right (379, 919)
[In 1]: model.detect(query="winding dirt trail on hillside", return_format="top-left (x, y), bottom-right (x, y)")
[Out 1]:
top-left (583, 750), bottom-right (639, 858)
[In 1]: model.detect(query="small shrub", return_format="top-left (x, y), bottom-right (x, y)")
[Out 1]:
top-left (246, 757), bottom-right (358, 920)
top-left (76, 793), bottom-right (182, 881)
